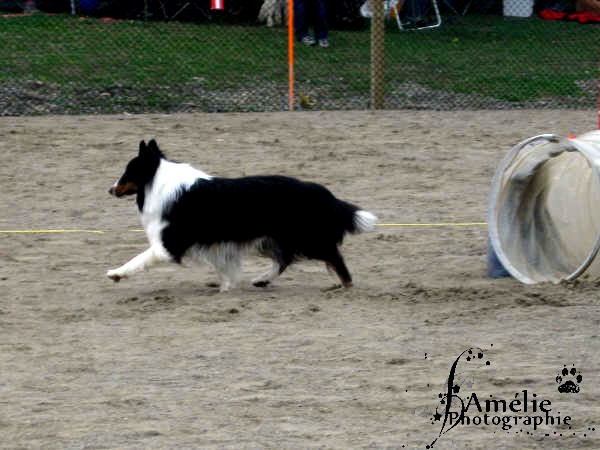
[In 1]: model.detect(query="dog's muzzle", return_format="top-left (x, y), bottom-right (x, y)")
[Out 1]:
top-left (109, 182), bottom-right (137, 197)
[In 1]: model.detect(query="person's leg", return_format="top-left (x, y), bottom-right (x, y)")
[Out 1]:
top-left (294, 0), bottom-right (312, 42)
top-left (314, 0), bottom-right (329, 41)
top-left (405, 0), bottom-right (426, 23)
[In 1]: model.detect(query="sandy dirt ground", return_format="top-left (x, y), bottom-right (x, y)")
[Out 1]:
top-left (1, 110), bottom-right (599, 449)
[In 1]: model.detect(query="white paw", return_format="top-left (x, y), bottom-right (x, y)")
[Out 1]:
top-left (106, 269), bottom-right (125, 282)
top-left (219, 280), bottom-right (233, 292)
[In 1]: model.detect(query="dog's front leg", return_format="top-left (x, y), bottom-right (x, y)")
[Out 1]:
top-left (107, 245), bottom-right (171, 282)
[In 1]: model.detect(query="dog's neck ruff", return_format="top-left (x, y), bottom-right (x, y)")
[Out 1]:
top-left (139, 158), bottom-right (211, 244)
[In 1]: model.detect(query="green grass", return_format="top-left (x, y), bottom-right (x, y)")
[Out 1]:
top-left (384, 15), bottom-right (598, 101)
top-left (0, 15), bottom-right (288, 88)
top-left (0, 13), bottom-right (597, 113)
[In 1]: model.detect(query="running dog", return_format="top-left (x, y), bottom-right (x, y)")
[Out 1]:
top-left (107, 139), bottom-right (377, 291)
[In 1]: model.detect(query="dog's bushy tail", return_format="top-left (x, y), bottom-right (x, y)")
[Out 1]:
top-left (353, 210), bottom-right (378, 233)
top-left (330, 198), bottom-right (377, 241)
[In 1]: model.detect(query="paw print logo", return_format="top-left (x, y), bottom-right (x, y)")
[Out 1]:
top-left (556, 365), bottom-right (582, 393)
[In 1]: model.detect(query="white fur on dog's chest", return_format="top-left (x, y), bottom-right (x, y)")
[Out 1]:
top-left (141, 159), bottom-right (211, 246)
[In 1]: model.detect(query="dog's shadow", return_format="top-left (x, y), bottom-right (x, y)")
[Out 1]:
top-left (115, 284), bottom-right (219, 310)
top-left (112, 279), bottom-right (275, 314)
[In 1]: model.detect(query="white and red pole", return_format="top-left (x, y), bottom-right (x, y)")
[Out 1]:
top-left (211, 0), bottom-right (224, 10)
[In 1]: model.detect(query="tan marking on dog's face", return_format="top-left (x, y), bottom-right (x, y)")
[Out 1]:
top-left (109, 181), bottom-right (138, 197)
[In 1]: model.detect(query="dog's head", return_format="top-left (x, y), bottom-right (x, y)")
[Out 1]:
top-left (109, 139), bottom-right (165, 198)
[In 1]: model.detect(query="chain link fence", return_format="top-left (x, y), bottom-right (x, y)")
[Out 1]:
top-left (0, 0), bottom-right (597, 115)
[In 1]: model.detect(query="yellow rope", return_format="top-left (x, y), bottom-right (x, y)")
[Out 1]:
top-left (0, 222), bottom-right (487, 234)
top-left (377, 222), bottom-right (487, 227)
top-left (0, 229), bottom-right (105, 234)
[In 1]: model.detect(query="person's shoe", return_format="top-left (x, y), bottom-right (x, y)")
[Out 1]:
top-left (318, 38), bottom-right (329, 48)
top-left (301, 35), bottom-right (316, 46)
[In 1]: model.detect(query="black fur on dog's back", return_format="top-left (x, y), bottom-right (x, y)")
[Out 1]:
top-left (160, 175), bottom-right (361, 267)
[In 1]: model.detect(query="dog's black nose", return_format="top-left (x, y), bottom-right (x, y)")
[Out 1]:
top-left (108, 186), bottom-right (115, 196)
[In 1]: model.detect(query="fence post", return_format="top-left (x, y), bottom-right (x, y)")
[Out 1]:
top-left (370, 0), bottom-right (385, 110)
top-left (288, 0), bottom-right (295, 111)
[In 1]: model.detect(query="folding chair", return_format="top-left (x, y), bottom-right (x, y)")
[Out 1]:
top-left (360, 1), bottom-right (442, 31)
top-left (391, 0), bottom-right (442, 31)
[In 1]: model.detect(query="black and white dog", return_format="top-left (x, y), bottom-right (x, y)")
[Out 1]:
top-left (107, 140), bottom-right (377, 291)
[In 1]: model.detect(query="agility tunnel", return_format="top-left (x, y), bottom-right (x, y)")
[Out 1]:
top-left (488, 130), bottom-right (600, 284)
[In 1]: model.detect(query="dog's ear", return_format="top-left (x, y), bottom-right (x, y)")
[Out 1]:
top-left (138, 139), bottom-right (163, 159)
top-left (147, 139), bottom-right (160, 154)
top-left (147, 139), bottom-right (165, 159)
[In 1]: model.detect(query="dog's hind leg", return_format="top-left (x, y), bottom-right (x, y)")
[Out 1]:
top-left (323, 247), bottom-right (353, 288)
top-left (107, 245), bottom-right (171, 282)
top-left (252, 261), bottom-right (281, 287)
top-left (253, 239), bottom-right (293, 287)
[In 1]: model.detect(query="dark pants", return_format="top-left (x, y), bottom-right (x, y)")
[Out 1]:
top-left (294, 0), bottom-right (328, 41)
top-left (404, 0), bottom-right (428, 22)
